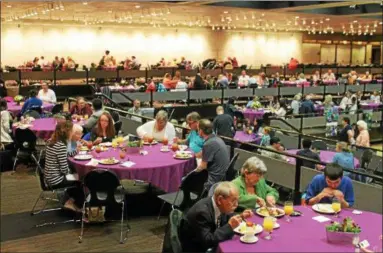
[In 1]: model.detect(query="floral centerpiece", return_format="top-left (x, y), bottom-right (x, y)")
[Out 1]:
top-left (326, 217), bottom-right (361, 244)
top-left (251, 96), bottom-right (262, 110)
top-left (14, 95), bottom-right (24, 105)
top-left (124, 140), bottom-right (142, 154)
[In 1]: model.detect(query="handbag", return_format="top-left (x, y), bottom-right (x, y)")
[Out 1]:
top-left (86, 206), bottom-right (106, 222)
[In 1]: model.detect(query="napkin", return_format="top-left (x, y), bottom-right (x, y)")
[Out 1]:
top-left (65, 174), bottom-right (79, 181)
top-left (121, 161), bottom-right (136, 168)
top-left (86, 158), bottom-right (99, 166)
top-left (140, 150), bottom-right (148, 156)
top-left (312, 215), bottom-right (331, 223)
top-left (352, 210), bottom-right (363, 215)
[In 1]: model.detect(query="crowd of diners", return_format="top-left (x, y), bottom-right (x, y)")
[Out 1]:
top-left (0, 88), bottom-right (380, 251)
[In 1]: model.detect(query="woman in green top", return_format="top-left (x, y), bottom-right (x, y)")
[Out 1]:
top-left (232, 156), bottom-right (279, 210)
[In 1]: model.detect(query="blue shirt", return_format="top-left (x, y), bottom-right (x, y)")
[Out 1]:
top-left (332, 152), bottom-right (355, 170)
top-left (305, 174), bottom-right (354, 207)
top-left (20, 97), bottom-right (43, 115)
top-left (186, 130), bottom-right (204, 153)
top-left (260, 134), bottom-right (270, 146)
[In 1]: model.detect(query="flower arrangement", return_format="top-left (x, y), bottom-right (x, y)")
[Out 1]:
top-left (14, 95), bottom-right (24, 105)
top-left (124, 140), bottom-right (142, 154)
top-left (326, 217), bottom-right (361, 233)
top-left (251, 101), bottom-right (262, 109)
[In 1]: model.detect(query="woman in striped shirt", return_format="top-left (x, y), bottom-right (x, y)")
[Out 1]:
top-left (45, 120), bottom-right (83, 212)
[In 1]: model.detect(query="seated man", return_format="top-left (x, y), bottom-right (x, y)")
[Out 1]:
top-left (83, 98), bottom-right (104, 132)
top-left (196, 119), bottom-right (230, 191)
top-left (296, 139), bottom-right (321, 170)
top-left (127, 99), bottom-right (143, 122)
top-left (260, 137), bottom-right (288, 161)
top-left (305, 163), bottom-right (354, 208)
top-left (180, 181), bottom-right (253, 253)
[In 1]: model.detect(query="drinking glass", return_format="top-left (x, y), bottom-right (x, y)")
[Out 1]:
top-left (332, 198), bottom-right (341, 218)
top-left (112, 140), bottom-right (118, 150)
top-left (119, 151), bottom-right (126, 161)
top-left (263, 217), bottom-right (274, 240)
top-left (95, 146), bottom-right (101, 158)
top-left (284, 201), bottom-right (294, 222)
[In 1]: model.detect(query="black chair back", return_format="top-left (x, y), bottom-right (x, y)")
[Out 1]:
top-left (312, 140), bottom-right (328, 151)
top-left (180, 170), bottom-right (208, 195)
top-left (14, 128), bottom-right (37, 151)
top-left (225, 153), bottom-right (240, 181)
top-left (51, 104), bottom-right (63, 115)
top-left (114, 121), bottom-right (123, 134)
top-left (361, 149), bottom-right (374, 170)
top-left (83, 169), bottom-right (121, 206)
top-left (110, 110), bottom-right (120, 123)
top-left (36, 157), bottom-right (48, 191)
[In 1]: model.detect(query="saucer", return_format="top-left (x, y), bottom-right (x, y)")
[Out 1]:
top-left (240, 235), bottom-right (258, 244)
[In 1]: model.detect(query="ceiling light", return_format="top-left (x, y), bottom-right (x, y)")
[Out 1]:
top-left (261, 13), bottom-right (265, 17)
top-left (325, 18), bottom-right (330, 21)
top-left (243, 15), bottom-right (247, 20)
top-left (6, 5), bottom-right (12, 8)
top-left (135, 5), bottom-right (140, 8)
top-left (353, 20), bottom-right (358, 23)
top-left (380, 22), bottom-right (383, 25)
top-left (311, 20), bottom-right (315, 24)
top-left (295, 16), bottom-right (299, 19)
top-left (223, 11), bottom-right (228, 14)
top-left (83, 2), bottom-right (88, 5)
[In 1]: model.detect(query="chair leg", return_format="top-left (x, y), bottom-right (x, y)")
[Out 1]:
top-left (31, 191), bottom-right (61, 216)
top-left (12, 149), bottom-right (20, 173)
top-left (78, 202), bottom-right (86, 243)
top-left (31, 191), bottom-right (44, 215)
top-left (157, 201), bottom-right (166, 220)
top-left (120, 201), bottom-right (128, 244)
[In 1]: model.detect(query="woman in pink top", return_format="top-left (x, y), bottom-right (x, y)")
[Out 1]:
top-left (355, 120), bottom-right (370, 147)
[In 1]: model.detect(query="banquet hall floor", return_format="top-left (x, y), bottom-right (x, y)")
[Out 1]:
top-left (0, 167), bottom-right (168, 252)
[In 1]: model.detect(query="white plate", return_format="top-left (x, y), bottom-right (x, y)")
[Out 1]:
top-left (173, 154), bottom-right (193, 160)
top-left (256, 207), bottom-right (285, 218)
top-left (234, 222), bottom-right (263, 235)
top-left (160, 148), bottom-right (170, 152)
top-left (74, 154), bottom-right (93, 161)
top-left (99, 142), bottom-right (112, 147)
top-left (240, 235), bottom-right (258, 244)
top-left (143, 141), bottom-right (158, 145)
top-left (99, 159), bottom-right (119, 165)
top-left (312, 203), bottom-right (336, 214)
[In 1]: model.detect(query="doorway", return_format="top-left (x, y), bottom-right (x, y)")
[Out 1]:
top-left (371, 46), bottom-right (381, 64)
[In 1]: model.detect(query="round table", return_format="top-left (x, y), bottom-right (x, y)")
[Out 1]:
top-left (360, 102), bottom-right (382, 110)
top-left (323, 81), bottom-right (338, 86)
top-left (218, 206), bottom-right (382, 252)
top-left (286, 149), bottom-right (360, 168)
top-left (242, 109), bottom-right (270, 122)
top-left (281, 81), bottom-right (297, 87)
top-left (234, 131), bottom-right (261, 144)
top-left (68, 144), bottom-right (196, 193)
top-left (7, 102), bottom-right (55, 116)
top-left (314, 105), bottom-right (342, 115)
top-left (12, 118), bottom-right (57, 140)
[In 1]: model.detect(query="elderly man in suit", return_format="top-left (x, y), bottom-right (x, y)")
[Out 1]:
top-left (180, 181), bottom-right (253, 252)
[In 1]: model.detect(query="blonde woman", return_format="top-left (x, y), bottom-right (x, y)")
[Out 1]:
top-left (291, 93), bottom-right (302, 115)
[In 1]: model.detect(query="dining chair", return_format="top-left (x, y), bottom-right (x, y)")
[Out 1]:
top-left (12, 128), bottom-right (41, 173)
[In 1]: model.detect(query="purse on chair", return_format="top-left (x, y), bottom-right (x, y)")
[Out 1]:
top-left (86, 206), bottom-right (106, 222)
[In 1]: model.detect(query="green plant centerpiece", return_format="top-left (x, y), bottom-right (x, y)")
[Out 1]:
top-left (326, 217), bottom-right (361, 244)
top-left (14, 95), bottom-right (24, 105)
top-left (124, 140), bottom-right (142, 154)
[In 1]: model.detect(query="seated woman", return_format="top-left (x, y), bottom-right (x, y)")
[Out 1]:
top-left (44, 121), bottom-right (84, 212)
top-left (136, 110), bottom-right (176, 142)
top-left (163, 73), bottom-right (178, 89)
top-left (332, 142), bottom-right (355, 177)
top-left (67, 124), bottom-right (86, 154)
top-left (370, 91), bottom-right (381, 103)
top-left (91, 112), bottom-right (116, 145)
top-left (1, 98), bottom-right (13, 145)
top-left (20, 89), bottom-right (43, 115)
top-left (274, 99), bottom-right (287, 118)
top-left (232, 157), bottom-right (279, 211)
top-left (251, 118), bottom-right (264, 135)
top-left (70, 97), bottom-right (92, 118)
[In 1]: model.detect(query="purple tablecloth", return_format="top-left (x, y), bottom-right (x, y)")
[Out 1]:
top-left (7, 102), bottom-right (54, 116)
top-left (12, 118), bottom-right (57, 140)
top-left (234, 131), bottom-right (261, 144)
top-left (360, 102), bottom-right (382, 110)
top-left (286, 149), bottom-right (360, 168)
top-left (281, 81), bottom-right (297, 87)
top-left (68, 144), bottom-right (196, 192)
top-left (314, 105), bottom-right (342, 115)
top-left (323, 81), bottom-right (338, 86)
top-left (218, 206), bottom-right (382, 252)
top-left (242, 109), bottom-right (269, 122)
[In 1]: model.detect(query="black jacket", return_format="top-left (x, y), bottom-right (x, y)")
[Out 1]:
top-left (180, 198), bottom-right (234, 253)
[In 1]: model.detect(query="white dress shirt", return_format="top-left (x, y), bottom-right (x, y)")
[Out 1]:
top-left (38, 89), bottom-right (57, 103)
top-left (238, 75), bottom-right (250, 87)
top-left (323, 73), bottom-right (336, 81)
top-left (211, 197), bottom-right (221, 227)
top-left (136, 120), bottom-right (176, 142)
top-left (1, 110), bottom-right (12, 143)
top-left (339, 97), bottom-right (351, 110)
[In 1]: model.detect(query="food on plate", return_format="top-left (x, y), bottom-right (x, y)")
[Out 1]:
top-left (175, 151), bottom-right (192, 159)
top-left (80, 146), bottom-right (89, 151)
top-left (246, 221), bottom-right (254, 227)
top-left (317, 204), bottom-right (334, 213)
top-left (100, 157), bottom-right (118, 164)
top-left (257, 207), bottom-right (284, 217)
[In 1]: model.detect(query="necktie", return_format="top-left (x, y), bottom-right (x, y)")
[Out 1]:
top-left (216, 215), bottom-right (221, 228)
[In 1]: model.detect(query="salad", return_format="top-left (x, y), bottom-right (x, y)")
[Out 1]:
top-left (326, 217), bottom-right (361, 233)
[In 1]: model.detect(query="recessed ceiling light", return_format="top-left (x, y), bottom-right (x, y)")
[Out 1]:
top-left (295, 16), bottom-right (299, 19)
top-left (6, 5), bottom-right (12, 8)
top-left (135, 5), bottom-right (140, 8)
top-left (83, 2), bottom-right (88, 5)
top-left (223, 11), bottom-right (228, 14)
top-left (325, 18), bottom-right (330, 21)
top-left (353, 20), bottom-right (358, 23)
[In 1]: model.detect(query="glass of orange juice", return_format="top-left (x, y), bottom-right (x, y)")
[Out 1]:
top-left (84, 114), bottom-right (89, 120)
top-left (263, 217), bottom-right (274, 240)
top-left (332, 198), bottom-right (341, 218)
top-left (284, 201), bottom-right (294, 222)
